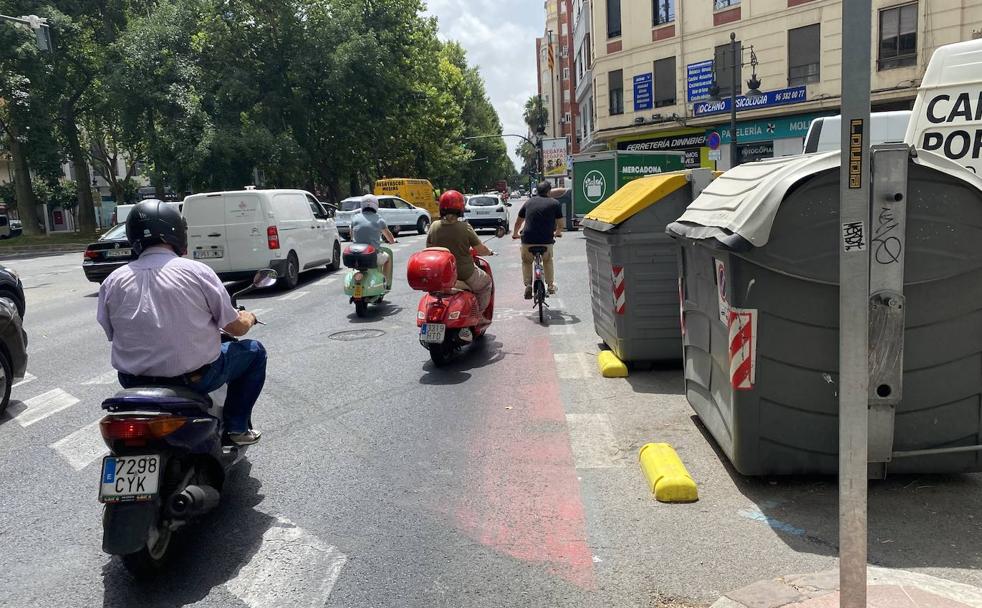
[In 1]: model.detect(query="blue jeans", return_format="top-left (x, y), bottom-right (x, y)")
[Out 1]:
top-left (118, 340), bottom-right (267, 433)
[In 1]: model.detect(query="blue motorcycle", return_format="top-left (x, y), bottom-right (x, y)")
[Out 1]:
top-left (96, 269), bottom-right (276, 576)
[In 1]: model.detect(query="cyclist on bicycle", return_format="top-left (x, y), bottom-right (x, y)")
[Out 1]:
top-left (512, 180), bottom-right (563, 299)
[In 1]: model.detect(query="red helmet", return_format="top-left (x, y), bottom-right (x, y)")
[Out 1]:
top-left (439, 190), bottom-right (466, 216)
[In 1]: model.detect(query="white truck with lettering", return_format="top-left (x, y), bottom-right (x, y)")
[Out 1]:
top-left (905, 38), bottom-right (982, 174)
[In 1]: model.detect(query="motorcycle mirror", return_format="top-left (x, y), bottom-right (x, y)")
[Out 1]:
top-left (253, 269), bottom-right (278, 289)
top-left (494, 226), bottom-right (507, 239)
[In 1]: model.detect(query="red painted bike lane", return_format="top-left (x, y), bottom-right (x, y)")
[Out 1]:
top-left (450, 250), bottom-right (596, 590)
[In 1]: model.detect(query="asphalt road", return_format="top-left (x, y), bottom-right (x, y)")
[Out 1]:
top-left (0, 229), bottom-right (979, 608)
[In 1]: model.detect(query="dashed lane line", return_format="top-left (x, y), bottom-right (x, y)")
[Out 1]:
top-left (82, 370), bottom-right (119, 385)
top-left (49, 419), bottom-right (107, 471)
top-left (12, 373), bottom-right (36, 389)
top-left (565, 413), bottom-right (625, 469)
top-left (553, 352), bottom-right (595, 380)
top-left (224, 516), bottom-right (348, 608)
top-left (9, 389), bottom-right (80, 427)
top-left (276, 291), bottom-right (309, 302)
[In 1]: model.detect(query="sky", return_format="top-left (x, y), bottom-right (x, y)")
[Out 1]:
top-left (422, 0), bottom-right (542, 171)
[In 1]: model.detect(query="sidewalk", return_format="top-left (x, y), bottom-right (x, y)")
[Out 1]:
top-left (712, 567), bottom-right (982, 608)
top-left (0, 243), bottom-right (88, 260)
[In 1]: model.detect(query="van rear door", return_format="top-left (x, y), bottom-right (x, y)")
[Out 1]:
top-left (185, 194), bottom-right (232, 272)
top-left (222, 192), bottom-right (266, 272)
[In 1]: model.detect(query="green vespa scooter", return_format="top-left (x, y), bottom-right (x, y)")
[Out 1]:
top-left (343, 244), bottom-right (393, 317)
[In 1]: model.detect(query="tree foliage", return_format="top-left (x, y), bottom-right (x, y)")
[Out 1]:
top-left (0, 0), bottom-right (516, 231)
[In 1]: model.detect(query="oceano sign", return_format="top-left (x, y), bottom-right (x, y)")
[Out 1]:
top-left (693, 86), bottom-right (807, 116)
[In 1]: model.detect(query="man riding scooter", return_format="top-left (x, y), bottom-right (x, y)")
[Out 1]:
top-left (351, 195), bottom-right (397, 288)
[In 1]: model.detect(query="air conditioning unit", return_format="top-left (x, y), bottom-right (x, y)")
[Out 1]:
top-left (634, 117), bottom-right (646, 125)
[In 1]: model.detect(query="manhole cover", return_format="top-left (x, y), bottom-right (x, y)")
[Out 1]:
top-left (328, 329), bottom-right (386, 341)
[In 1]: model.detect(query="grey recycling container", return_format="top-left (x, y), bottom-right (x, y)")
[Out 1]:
top-left (583, 169), bottom-right (714, 364)
top-left (667, 149), bottom-right (982, 476)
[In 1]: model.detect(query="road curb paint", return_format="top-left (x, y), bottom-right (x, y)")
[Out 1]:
top-left (597, 350), bottom-right (628, 378)
top-left (638, 443), bottom-right (698, 503)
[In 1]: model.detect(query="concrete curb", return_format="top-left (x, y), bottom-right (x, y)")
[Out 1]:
top-left (711, 567), bottom-right (982, 608)
top-left (0, 244), bottom-right (87, 260)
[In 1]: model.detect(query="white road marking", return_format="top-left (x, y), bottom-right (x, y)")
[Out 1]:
top-left (49, 419), bottom-right (107, 471)
top-left (277, 290), bottom-right (309, 302)
top-left (11, 389), bottom-right (80, 427)
top-left (82, 370), bottom-right (119, 385)
top-left (12, 373), bottom-right (36, 388)
top-left (225, 516), bottom-right (347, 608)
top-left (566, 413), bottom-right (624, 469)
top-left (553, 352), bottom-right (595, 379)
top-left (549, 323), bottom-right (576, 335)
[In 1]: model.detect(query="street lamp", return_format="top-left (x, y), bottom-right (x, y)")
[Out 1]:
top-left (709, 32), bottom-right (766, 167)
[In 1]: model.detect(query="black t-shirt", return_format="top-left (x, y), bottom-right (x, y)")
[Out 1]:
top-left (519, 196), bottom-right (563, 244)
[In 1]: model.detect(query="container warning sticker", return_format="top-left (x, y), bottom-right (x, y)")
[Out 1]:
top-left (729, 308), bottom-right (758, 391)
top-left (714, 259), bottom-right (729, 325)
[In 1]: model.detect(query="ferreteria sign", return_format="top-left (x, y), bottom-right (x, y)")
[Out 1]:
top-left (693, 86), bottom-right (807, 117)
top-left (617, 132), bottom-right (707, 152)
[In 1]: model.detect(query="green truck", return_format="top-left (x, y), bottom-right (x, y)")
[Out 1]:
top-left (572, 151), bottom-right (686, 216)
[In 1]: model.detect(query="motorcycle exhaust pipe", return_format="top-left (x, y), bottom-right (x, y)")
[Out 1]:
top-left (168, 484), bottom-right (220, 518)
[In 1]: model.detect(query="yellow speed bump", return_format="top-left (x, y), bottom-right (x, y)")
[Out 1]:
top-left (638, 443), bottom-right (698, 503)
top-left (597, 350), bottom-right (628, 378)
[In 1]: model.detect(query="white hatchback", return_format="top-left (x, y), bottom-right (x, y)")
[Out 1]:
top-left (464, 194), bottom-right (511, 232)
top-left (335, 195), bottom-right (431, 240)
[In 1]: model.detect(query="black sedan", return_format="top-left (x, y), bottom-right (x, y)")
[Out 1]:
top-left (0, 266), bottom-right (27, 415)
top-left (82, 224), bottom-right (135, 283)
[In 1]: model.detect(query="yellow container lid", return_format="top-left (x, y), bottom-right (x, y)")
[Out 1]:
top-left (583, 172), bottom-right (690, 226)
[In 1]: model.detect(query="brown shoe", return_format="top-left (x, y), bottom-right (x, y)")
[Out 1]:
top-left (524, 285), bottom-right (533, 300)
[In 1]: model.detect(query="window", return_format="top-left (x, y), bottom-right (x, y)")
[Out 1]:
top-left (563, 67), bottom-right (570, 80)
top-left (563, 89), bottom-right (571, 103)
top-left (561, 45), bottom-right (569, 57)
top-left (565, 112), bottom-right (572, 124)
top-left (306, 194), bottom-right (325, 218)
top-left (609, 69), bottom-right (624, 115)
top-left (879, 3), bottom-right (917, 69)
top-left (607, 0), bottom-right (621, 38)
top-left (654, 56), bottom-right (677, 107)
top-left (714, 0), bottom-right (739, 8)
top-left (378, 198), bottom-right (395, 209)
top-left (714, 41), bottom-right (742, 98)
top-left (653, 0), bottom-right (675, 25)
top-left (788, 24), bottom-right (820, 86)
top-left (393, 199), bottom-right (412, 209)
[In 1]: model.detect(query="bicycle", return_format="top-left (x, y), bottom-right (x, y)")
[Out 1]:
top-left (528, 245), bottom-right (549, 324)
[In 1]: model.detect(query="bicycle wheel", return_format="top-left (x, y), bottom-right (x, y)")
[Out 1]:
top-left (533, 281), bottom-right (546, 324)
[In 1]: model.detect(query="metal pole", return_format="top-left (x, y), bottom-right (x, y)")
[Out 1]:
top-left (838, 1), bottom-right (872, 606)
top-left (549, 30), bottom-right (558, 139)
top-left (729, 32), bottom-right (738, 168)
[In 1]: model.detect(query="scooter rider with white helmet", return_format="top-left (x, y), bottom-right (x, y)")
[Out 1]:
top-left (350, 194), bottom-right (397, 288)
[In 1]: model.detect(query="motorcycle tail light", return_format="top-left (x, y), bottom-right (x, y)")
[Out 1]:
top-left (427, 301), bottom-right (448, 323)
top-left (101, 416), bottom-right (187, 446)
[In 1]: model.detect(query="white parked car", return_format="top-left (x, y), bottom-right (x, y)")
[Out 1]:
top-left (464, 193), bottom-right (511, 232)
top-left (335, 195), bottom-right (431, 240)
top-left (183, 189), bottom-right (341, 289)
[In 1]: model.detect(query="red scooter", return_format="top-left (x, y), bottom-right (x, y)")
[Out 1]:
top-left (408, 228), bottom-right (504, 366)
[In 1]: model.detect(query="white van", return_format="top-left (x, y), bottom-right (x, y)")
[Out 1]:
top-left (803, 111), bottom-right (911, 153)
top-left (183, 189), bottom-right (341, 289)
top-left (905, 38), bottom-right (982, 175)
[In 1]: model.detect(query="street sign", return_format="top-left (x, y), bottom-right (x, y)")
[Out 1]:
top-left (686, 60), bottom-right (715, 102)
top-left (633, 73), bottom-right (653, 111)
top-left (707, 131), bottom-right (721, 150)
top-left (708, 149), bottom-right (722, 161)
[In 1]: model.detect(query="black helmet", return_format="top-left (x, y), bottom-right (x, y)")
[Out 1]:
top-left (125, 200), bottom-right (187, 256)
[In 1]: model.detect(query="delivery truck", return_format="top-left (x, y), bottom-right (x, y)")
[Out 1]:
top-left (571, 150), bottom-right (685, 216)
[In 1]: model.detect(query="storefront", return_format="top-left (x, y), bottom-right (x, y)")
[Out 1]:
top-left (704, 111), bottom-right (833, 168)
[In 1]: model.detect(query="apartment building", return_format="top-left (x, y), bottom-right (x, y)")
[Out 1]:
top-left (537, 0), bottom-right (581, 184)
top-left (585, 0), bottom-right (982, 169)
